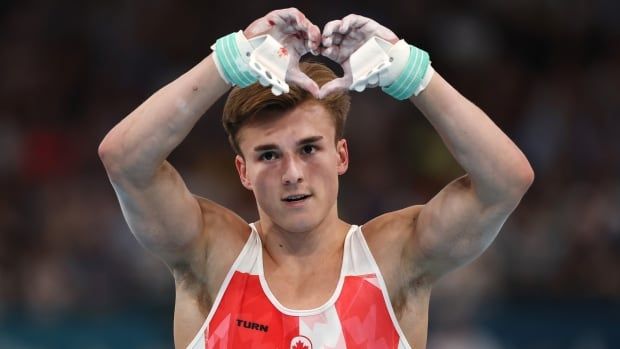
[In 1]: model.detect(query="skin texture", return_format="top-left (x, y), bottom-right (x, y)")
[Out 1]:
top-left (98, 8), bottom-right (534, 349)
top-left (319, 14), bottom-right (399, 98)
top-left (234, 101), bottom-right (348, 235)
top-left (244, 9), bottom-right (322, 97)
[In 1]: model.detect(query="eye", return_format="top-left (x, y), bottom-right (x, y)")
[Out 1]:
top-left (259, 151), bottom-right (278, 161)
top-left (301, 144), bottom-right (317, 155)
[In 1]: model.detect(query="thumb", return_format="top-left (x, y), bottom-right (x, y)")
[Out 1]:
top-left (318, 77), bottom-right (350, 99)
top-left (288, 69), bottom-right (320, 99)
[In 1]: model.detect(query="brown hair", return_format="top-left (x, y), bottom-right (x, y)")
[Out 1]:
top-left (222, 62), bottom-right (351, 156)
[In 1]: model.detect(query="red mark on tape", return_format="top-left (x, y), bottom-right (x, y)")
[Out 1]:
top-left (278, 47), bottom-right (288, 57)
top-left (268, 20), bottom-right (275, 26)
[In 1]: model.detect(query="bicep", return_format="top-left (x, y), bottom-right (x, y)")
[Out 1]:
top-left (412, 175), bottom-right (518, 280)
top-left (108, 160), bottom-right (205, 266)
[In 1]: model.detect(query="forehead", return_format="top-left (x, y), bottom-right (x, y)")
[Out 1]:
top-left (237, 101), bottom-right (335, 150)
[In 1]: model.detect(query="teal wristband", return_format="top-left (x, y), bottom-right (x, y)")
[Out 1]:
top-left (382, 45), bottom-right (430, 100)
top-left (214, 32), bottom-right (257, 87)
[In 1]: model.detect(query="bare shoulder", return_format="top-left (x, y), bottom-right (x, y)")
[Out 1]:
top-left (173, 195), bottom-right (250, 292)
top-left (170, 198), bottom-right (252, 348)
top-left (195, 195), bottom-right (250, 244)
top-left (361, 205), bottom-right (425, 281)
top-left (362, 205), bottom-right (432, 316)
top-left (362, 205), bottom-right (424, 253)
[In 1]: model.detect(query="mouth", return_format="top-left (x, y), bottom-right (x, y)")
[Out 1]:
top-left (281, 194), bottom-right (312, 203)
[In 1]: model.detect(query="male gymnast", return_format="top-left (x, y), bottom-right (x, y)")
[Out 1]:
top-left (99, 8), bottom-right (533, 349)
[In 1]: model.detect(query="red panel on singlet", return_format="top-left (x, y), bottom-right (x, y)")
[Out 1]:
top-left (206, 272), bottom-right (401, 349)
top-left (206, 271), bottom-right (299, 349)
top-left (335, 275), bottom-right (400, 348)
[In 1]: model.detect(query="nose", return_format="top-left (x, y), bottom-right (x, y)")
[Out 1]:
top-left (281, 155), bottom-right (304, 185)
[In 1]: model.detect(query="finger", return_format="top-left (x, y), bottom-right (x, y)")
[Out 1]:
top-left (308, 40), bottom-right (319, 55)
top-left (288, 70), bottom-right (320, 98)
top-left (318, 77), bottom-right (350, 99)
top-left (322, 32), bottom-right (343, 49)
top-left (273, 8), bottom-right (308, 33)
top-left (296, 20), bottom-right (320, 53)
top-left (244, 17), bottom-right (271, 38)
top-left (322, 35), bottom-right (332, 48)
top-left (290, 38), bottom-right (308, 57)
top-left (322, 20), bottom-right (342, 42)
top-left (247, 9), bottom-right (312, 39)
top-left (339, 15), bottom-right (353, 34)
top-left (263, 8), bottom-right (303, 40)
top-left (271, 7), bottom-right (303, 22)
top-left (343, 15), bottom-right (399, 43)
top-left (341, 60), bottom-right (352, 76)
top-left (292, 8), bottom-right (308, 30)
top-left (306, 24), bottom-right (321, 53)
top-left (248, 12), bottom-right (288, 40)
top-left (273, 10), bottom-right (320, 53)
top-left (331, 33), bottom-right (344, 46)
top-left (292, 15), bottom-right (309, 33)
top-left (340, 14), bottom-right (371, 34)
top-left (321, 45), bottom-right (341, 62)
top-left (265, 9), bottom-right (292, 27)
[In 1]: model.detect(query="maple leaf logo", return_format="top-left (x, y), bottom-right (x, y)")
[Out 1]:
top-left (291, 340), bottom-right (309, 349)
top-left (290, 335), bottom-right (312, 349)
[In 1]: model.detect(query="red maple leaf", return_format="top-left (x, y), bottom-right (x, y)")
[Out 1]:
top-left (291, 340), bottom-right (309, 349)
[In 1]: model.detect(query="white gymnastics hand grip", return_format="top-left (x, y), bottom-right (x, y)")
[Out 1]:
top-left (349, 37), bottom-right (410, 92)
top-left (349, 37), bottom-right (392, 92)
top-left (247, 35), bottom-right (291, 96)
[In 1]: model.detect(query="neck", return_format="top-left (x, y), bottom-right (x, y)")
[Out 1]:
top-left (255, 207), bottom-right (350, 266)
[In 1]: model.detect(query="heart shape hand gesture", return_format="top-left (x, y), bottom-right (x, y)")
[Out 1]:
top-left (240, 8), bottom-right (402, 99)
top-left (243, 8), bottom-right (322, 97)
top-left (319, 14), bottom-right (399, 98)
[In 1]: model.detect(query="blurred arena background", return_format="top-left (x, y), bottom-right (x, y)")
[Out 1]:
top-left (1, 1), bottom-right (619, 348)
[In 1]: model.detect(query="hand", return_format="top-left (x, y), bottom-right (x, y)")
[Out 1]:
top-left (244, 8), bottom-right (321, 97)
top-left (319, 15), bottom-right (399, 98)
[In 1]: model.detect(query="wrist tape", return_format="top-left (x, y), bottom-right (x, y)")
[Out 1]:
top-left (212, 31), bottom-right (256, 87)
top-left (212, 31), bottom-right (291, 95)
top-left (349, 37), bottom-right (434, 100)
top-left (382, 44), bottom-right (433, 100)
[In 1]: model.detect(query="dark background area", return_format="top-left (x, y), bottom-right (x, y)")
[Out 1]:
top-left (1, 0), bottom-right (619, 348)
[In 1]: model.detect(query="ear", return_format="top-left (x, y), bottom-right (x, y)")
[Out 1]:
top-left (234, 155), bottom-right (253, 190)
top-left (336, 138), bottom-right (349, 175)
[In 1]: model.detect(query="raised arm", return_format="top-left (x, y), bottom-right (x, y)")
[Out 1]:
top-left (409, 72), bottom-right (533, 279)
top-left (98, 8), bottom-right (321, 269)
top-left (320, 15), bottom-right (534, 281)
top-left (98, 54), bottom-right (230, 268)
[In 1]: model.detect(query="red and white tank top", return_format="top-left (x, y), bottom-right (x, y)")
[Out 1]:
top-left (186, 224), bottom-right (412, 349)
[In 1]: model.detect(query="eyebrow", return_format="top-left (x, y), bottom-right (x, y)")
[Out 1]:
top-left (253, 136), bottom-right (324, 152)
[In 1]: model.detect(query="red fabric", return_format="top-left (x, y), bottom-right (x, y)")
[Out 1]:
top-left (206, 272), bottom-right (401, 348)
top-left (335, 275), bottom-right (400, 349)
top-left (207, 272), bottom-right (299, 349)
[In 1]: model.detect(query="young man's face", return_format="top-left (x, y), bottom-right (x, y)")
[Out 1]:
top-left (235, 100), bottom-right (349, 233)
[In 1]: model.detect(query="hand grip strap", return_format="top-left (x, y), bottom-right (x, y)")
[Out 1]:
top-left (212, 31), bottom-right (291, 95)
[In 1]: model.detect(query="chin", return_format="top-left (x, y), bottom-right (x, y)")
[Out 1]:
top-left (275, 215), bottom-right (321, 234)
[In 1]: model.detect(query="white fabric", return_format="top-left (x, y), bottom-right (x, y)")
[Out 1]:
top-left (210, 31), bottom-right (291, 95)
top-left (382, 40), bottom-right (411, 87)
top-left (247, 35), bottom-right (291, 95)
top-left (349, 38), bottom-right (411, 92)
